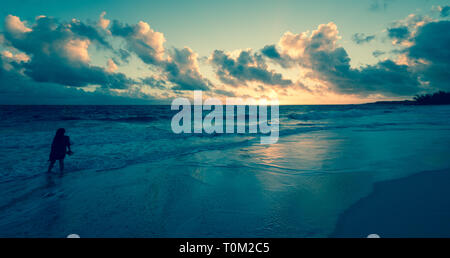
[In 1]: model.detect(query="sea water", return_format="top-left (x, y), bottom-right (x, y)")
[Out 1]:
top-left (0, 104), bottom-right (449, 237)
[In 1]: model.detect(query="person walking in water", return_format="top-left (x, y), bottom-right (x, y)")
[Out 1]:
top-left (48, 128), bottom-right (72, 173)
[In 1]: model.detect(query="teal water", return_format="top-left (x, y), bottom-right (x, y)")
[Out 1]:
top-left (0, 105), bottom-right (449, 237)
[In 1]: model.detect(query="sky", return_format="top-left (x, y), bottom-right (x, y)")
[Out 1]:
top-left (0, 0), bottom-right (449, 104)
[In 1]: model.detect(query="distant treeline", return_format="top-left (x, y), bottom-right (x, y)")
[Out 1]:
top-left (367, 91), bottom-right (450, 105)
top-left (413, 91), bottom-right (450, 105)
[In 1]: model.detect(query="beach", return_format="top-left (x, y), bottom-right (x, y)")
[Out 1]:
top-left (332, 169), bottom-right (450, 238)
top-left (0, 104), bottom-right (450, 237)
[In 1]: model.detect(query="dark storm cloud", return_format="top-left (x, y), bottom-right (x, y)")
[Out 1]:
top-left (2, 15), bottom-right (136, 89)
top-left (352, 33), bottom-right (376, 44)
top-left (210, 49), bottom-right (292, 87)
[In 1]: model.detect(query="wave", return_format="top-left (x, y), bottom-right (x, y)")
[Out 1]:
top-left (287, 108), bottom-right (382, 121)
top-left (99, 116), bottom-right (159, 123)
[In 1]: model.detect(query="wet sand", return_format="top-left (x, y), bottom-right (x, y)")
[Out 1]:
top-left (331, 169), bottom-right (450, 238)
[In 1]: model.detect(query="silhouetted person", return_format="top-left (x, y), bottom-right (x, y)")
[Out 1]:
top-left (48, 128), bottom-right (72, 173)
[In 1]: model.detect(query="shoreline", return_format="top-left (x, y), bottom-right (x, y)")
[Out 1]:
top-left (331, 169), bottom-right (450, 238)
top-left (1, 127), bottom-right (450, 237)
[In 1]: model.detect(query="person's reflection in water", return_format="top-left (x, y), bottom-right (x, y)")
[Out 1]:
top-left (48, 128), bottom-right (72, 173)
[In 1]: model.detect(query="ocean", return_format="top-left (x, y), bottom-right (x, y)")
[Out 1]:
top-left (1, 104), bottom-right (450, 237)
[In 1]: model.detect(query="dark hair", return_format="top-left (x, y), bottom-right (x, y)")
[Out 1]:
top-left (52, 128), bottom-right (66, 146)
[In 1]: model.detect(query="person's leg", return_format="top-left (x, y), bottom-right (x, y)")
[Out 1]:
top-left (59, 159), bottom-right (64, 173)
top-left (48, 160), bottom-right (56, 173)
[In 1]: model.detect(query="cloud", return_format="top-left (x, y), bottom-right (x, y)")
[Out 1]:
top-left (0, 13), bottom-right (210, 101)
top-left (386, 14), bottom-right (432, 45)
top-left (308, 48), bottom-right (420, 96)
top-left (117, 49), bottom-right (131, 64)
top-left (262, 22), bottom-right (343, 70)
top-left (70, 18), bottom-right (112, 49)
top-left (352, 33), bottom-right (376, 44)
top-left (140, 76), bottom-right (168, 90)
top-left (261, 44), bottom-right (293, 68)
top-left (279, 23), bottom-right (340, 59)
top-left (213, 88), bottom-right (236, 97)
top-left (263, 22), bottom-right (421, 96)
top-left (164, 47), bottom-right (211, 90)
top-left (4, 14), bottom-right (32, 34)
top-left (106, 59), bottom-right (118, 73)
top-left (438, 5), bottom-right (450, 17)
top-left (407, 21), bottom-right (450, 64)
top-left (1, 11), bottom-right (449, 103)
top-left (261, 44), bottom-right (281, 59)
top-left (372, 50), bottom-right (386, 57)
top-left (406, 20), bottom-right (450, 90)
top-left (110, 20), bottom-right (166, 65)
top-left (387, 26), bottom-right (410, 43)
top-left (64, 38), bottom-right (91, 63)
top-left (210, 49), bottom-right (292, 87)
top-left (2, 50), bottom-right (29, 63)
top-left (301, 16), bottom-right (448, 95)
top-left (2, 15), bottom-right (136, 89)
top-left (98, 11), bottom-right (110, 30)
top-left (0, 54), bottom-right (162, 104)
top-left (280, 18), bottom-right (449, 95)
top-left (110, 19), bottom-right (210, 91)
